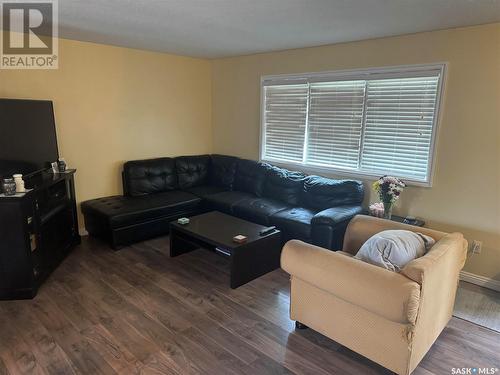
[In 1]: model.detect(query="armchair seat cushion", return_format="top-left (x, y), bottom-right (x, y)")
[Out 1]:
top-left (204, 191), bottom-right (255, 214)
top-left (233, 197), bottom-right (290, 226)
top-left (270, 207), bottom-right (316, 240)
top-left (81, 191), bottom-right (202, 229)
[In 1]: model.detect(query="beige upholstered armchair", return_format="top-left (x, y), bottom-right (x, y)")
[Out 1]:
top-left (281, 215), bottom-right (467, 375)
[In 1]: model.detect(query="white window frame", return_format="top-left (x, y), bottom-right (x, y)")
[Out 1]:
top-left (259, 63), bottom-right (446, 187)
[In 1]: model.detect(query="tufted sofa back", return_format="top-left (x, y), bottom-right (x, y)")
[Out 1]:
top-left (123, 157), bottom-right (177, 197)
top-left (302, 175), bottom-right (364, 210)
top-left (263, 166), bottom-right (306, 206)
top-left (234, 159), bottom-right (268, 196)
top-left (210, 154), bottom-right (239, 189)
top-left (174, 155), bottom-right (211, 189)
top-left (122, 155), bottom-right (364, 209)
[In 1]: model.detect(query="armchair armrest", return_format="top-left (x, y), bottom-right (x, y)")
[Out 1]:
top-left (312, 205), bottom-right (363, 226)
top-left (281, 240), bottom-right (421, 324)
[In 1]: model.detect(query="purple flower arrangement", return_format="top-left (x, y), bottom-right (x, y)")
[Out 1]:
top-left (372, 175), bottom-right (406, 204)
top-left (372, 175), bottom-right (406, 219)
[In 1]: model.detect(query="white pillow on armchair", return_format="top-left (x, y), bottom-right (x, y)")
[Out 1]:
top-left (355, 229), bottom-right (435, 272)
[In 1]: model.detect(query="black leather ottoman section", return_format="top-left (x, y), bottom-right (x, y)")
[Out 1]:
top-left (123, 157), bottom-right (177, 197)
top-left (175, 155), bottom-right (210, 189)
top-left (204, 191), bottom-right (255, 214)
top-left (270, 207), bottom-right (317, 241)
top-left (185, 185), bottom-right (227, 198)
top-left (233, 198), bottom-right (290, 226)
top-left (82, 191), bottom-right (202, 228)
top-left (82, 192), bottom-right (203, 249)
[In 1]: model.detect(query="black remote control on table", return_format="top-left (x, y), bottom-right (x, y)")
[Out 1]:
top-left (259, 226), bottom-right (276, 236)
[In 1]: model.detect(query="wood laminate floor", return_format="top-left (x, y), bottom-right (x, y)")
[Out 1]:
top-left (1, 236), bottom-right (499, 375)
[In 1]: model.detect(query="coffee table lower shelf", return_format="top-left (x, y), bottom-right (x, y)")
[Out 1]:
top-left (169, 224), bottom-right (282, 289)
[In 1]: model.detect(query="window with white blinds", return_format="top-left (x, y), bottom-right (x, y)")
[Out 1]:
top-left (263, 84), bottom-right (308, 163)
top-left (308, 80), bottom-right (365, 169)
top-left (261, 65), bottom-right (444, 185)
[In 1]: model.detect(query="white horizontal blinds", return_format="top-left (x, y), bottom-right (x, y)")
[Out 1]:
top-left (263, 84), bottom-right (308, 163)
top-left (307, 80), bottom-right (366, 169)
top-left (360, 75), bottom-right (440, 181)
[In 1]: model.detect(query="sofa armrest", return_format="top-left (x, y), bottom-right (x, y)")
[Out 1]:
top-left (281, 240), bottom-right (421, 324)
top-left (312, 205), bottom-right (363, 226)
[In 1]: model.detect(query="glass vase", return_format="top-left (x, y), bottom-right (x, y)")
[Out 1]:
top-left (383, 201), bottom-right (393, 220)
top-left (2, 178), bottom-right (16, 196)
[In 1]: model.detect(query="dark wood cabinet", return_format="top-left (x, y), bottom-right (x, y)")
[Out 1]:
top-left (0, 169), bottom-right (80, 300)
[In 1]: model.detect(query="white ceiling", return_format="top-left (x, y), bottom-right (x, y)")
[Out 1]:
top-left (58, 0), bottom-right (500, 58)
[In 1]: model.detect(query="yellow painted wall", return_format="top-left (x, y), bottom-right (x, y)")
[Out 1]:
top-left (1, 24), bottom-right (498, 281)
top-left (212, 23), bottom-right (500, 280)
top-left (0, 38), bottom-right (212, 228)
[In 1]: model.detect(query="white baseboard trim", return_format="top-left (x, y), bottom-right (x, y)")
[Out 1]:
top-left (460, 271), bottom-right (500, 292)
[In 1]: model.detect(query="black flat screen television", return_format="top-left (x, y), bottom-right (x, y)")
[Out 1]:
top-left (0, 99), bottom-right (59, 180)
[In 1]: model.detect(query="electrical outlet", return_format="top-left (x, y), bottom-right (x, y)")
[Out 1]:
top-left (471, 240), bottom-right (482, 254)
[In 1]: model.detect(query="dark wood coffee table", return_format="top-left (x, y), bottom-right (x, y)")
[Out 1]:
top-left (169, 211), bottom-right (282, 288)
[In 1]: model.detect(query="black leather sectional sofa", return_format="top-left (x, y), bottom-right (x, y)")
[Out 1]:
top-left (81, 154), bottom-right (364, 250)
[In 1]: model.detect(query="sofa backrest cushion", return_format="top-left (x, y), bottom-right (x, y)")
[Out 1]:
top-left (123, 157), bottom-right (177, 197)
top-left (175, 155), bottom-right (210, 189)
top-left (210, 155), bottom-right (239, 189)
top-left (302, 176), bottom-right (364, 210)
top-left (263, 166), bottom-right (306, 205)
top-left (234, 159), bottom-right (268, 196)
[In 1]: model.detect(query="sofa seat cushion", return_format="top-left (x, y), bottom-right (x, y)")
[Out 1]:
top-left (204, 191), bottom-right (255, 214)
top-left (81, 191), bottom-right (201, 228)
top-left (185, 185), bottom-right (227, 198)
top-left (270, 207), bottom-right (316, 240)
top-left (233, 198), bottom-right (290, 226)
